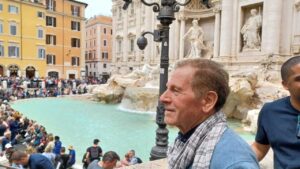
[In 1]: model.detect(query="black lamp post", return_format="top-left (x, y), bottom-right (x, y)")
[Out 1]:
top-left (122, 0), bottom-right (210, 160)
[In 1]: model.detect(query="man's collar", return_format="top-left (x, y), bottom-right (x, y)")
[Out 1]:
top-left (177, 125), bottom-right (199, 143)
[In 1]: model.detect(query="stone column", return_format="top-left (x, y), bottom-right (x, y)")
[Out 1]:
top-left (150, 15), bottom-right (157, 64)
top-left (230, 0), bottom-right (239, 55)
top-left (169, 22), bottom-right (175, 62)
top-left (135, 1), bottom-right (141, 62)
top-left (112, 6), bottom-right (117, 63)
top-left (213, 8), bottom-right (221, 58)
top-left (279, 0), bottom-right (294, 54)
top-left (295, 1), bottom-right (300, 36)
top-left (293, 1), bottom-right (300, 53)
top-left (123, 7), bottom-right (128, 62)
top-left (175, 19), bottom-right (180, 60)
top-left (169, 20), bottom-right (178, 63)
top-left (179, 18), bottom-right (186, 59)
top-left (219, 0), bottom-right (234, 57)
top-left (261, 0), bottom-right (283, 54)
top-left (145, 6), bottom-right (152, 64)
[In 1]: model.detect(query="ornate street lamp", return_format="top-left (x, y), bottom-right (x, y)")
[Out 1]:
top-left (122, 0), bottom-right (210, 160)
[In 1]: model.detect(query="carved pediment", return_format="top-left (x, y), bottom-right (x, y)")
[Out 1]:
top-left (184, 0), bottom-right (208, 10)
top-left (127, 32), bottom-right (136, 38)
top-left (116, 35), bottom-right (123, 39)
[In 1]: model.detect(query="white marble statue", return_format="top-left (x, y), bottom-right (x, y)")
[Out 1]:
top-left (183, 19), bottom-right (205, 58)
top-left (241, 9), bottom-right (262, 51)
top-left (123, 63), bottom-right (154, 79)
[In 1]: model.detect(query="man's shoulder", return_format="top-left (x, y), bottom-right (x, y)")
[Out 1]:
top-left (87, 160), bottom-right (102, 169)
top-left (260, 96), bottom-right (291, 116)
top-left (215, 129), bottom-right (251, 150)
top-left (30, 153), bottom-right (46, 160)
top-left (263, 97), bottom-right (289, 108)
top-left (30, 153), bottom-right (54, 168)
top-left (210, 129), bottom-right (259, 169)
top-left (88, 146), bottom-right (102, 150)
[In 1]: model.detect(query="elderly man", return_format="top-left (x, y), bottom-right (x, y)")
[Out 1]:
top-left (252, 56), bottom-right (300, 168)
top-left (160, 58), bottom-right (259, 169)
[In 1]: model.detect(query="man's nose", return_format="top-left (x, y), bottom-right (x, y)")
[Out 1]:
top-left (160, 90), bottom-right (170, 103)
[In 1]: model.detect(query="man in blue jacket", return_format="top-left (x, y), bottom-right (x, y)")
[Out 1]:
top-left (161, 58), bottom-right (259, 169)
top-left (10, 151), bottom-right (54, 169)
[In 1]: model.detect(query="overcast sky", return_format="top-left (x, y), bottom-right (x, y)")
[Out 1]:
top-left (77, 0), bottom-right (112, 18)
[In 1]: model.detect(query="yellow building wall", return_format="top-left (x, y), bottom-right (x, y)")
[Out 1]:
top-left (0, 0), bottom-right (46, 78)
top-left (21, 1), bottom-right (47, 77)
top-left (45, 0), bottom-right (86, 79)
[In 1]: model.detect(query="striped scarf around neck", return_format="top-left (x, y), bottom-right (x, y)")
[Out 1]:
top-left (167, 111), bottom-right (227, 169)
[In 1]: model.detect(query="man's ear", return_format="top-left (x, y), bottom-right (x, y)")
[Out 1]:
top-left (282, 80), bottom-right (288, 90)
top-left (201, 91), bottom-right (218, 113)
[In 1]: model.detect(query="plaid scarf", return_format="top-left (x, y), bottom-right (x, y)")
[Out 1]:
top-left (168, 111), bottom-right (227, 169)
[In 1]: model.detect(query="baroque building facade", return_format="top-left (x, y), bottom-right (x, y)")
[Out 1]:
top-left (111, 0), bottom-right (157, 74)
top-left (85, 15), bottom-right (112, 82)
top-left (111, 0), bottom-right (300, 75)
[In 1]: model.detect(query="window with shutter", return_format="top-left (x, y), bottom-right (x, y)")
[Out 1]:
top-left (0, 22), bottom-right (3, 33)
top-left (9, 5), bottom-right (18, 14)
top-left (10, 24), bottom-right (17, 35)
top-left (46, 54), bottom-right (56, 65)
top-left (47, 54), bottom-right (50, 64)
top-left (8, 44), bottom-right (19, 57)
top-left (53, 36), bottom-right (56, 45)
top-left (46, 16), bottom-right (56, 27)
top-left (53, 0), bottom-right (56, 11)
top-left (0, 43), bottom-right (4, 57)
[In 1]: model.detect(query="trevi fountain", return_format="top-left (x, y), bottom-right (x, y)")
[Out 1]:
top-left (86, 0), bottom-right (300, 168)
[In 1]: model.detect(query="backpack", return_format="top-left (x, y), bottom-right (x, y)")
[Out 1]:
top-left (89, 147), bottom-right (100, 160)
top-left (136, 157), bottom-right (142, 164)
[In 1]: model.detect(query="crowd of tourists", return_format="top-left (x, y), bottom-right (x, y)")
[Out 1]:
top-left (0, 76), bottom-right (91, 101)
top-left (0, 99), bottom-right (142, 169)
top-left (0, 99), bottom-right (76, 169)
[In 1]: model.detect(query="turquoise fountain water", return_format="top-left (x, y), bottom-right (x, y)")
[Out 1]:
top-left (11, 97), bottom-right (254, 163)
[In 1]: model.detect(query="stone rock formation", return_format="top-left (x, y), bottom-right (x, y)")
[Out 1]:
top-left (120, 87), bottom-right (159, 112)
top-left (88, 64), bottom-right (160, 104)
top-left (242, 109), bottom-right (260, 134)
top-left (90, 81), bottom-right (125, 104)
top-left (223, 70), bottom-right (258, 120)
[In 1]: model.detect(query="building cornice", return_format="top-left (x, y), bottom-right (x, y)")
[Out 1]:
top-left (46, 10), bottom-right (86, 20)
top-left (68, 0), bottom-right (88, 8)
